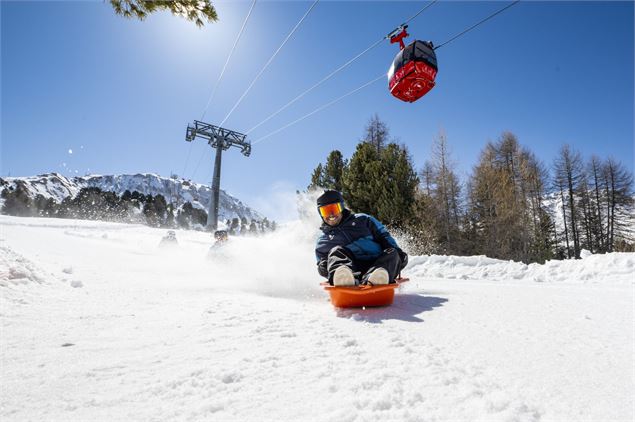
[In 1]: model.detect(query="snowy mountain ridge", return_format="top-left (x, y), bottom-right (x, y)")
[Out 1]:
top-left (0, 173), bottom-right (265, 223)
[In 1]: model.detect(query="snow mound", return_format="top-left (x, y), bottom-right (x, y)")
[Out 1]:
top-left (407, 252), bottom-right (635, 285)
top-left (0, 245), bottom-right (50, 287)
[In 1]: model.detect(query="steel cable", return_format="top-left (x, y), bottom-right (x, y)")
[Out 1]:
top-left (252, 73), bottom-right (385, 145)
top-left (184, 0), bottom-right (257, 180)
top-left (434, 0), bottom-right (521, 50)
top-left (219, 0), bottom-right (320, 128)
top-left (200, 0), bottom-right (257, 121)
top-left (246, 0), bottom-right (439, 136)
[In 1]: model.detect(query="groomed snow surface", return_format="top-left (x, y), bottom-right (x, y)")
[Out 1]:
top-left (1, 215), bottom-right (633, 421)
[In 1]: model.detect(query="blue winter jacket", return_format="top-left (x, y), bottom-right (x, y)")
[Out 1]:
top-left (315, 209), bottom-right (399, 265)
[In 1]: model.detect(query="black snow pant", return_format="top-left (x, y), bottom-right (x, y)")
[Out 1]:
top-left (325, 246), bottom-right (403, 285)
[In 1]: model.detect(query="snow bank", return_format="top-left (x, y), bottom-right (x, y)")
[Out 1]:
top-left (0, 245), bottom-right (50, 287)
top-left (407, 251), bottom-right (635, 285)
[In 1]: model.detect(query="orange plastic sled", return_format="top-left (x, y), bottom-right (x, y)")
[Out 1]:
top-left (321, 277), bottom-right (409, 308)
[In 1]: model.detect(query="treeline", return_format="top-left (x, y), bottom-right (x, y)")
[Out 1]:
top-left (309, 115), bottom-right (634, 263)
top-left (0, 184), bottom-right (275, 234)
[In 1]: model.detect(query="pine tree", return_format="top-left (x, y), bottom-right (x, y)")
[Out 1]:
top-left (1, 183), bottom-right (33, 216)
top-left (308, 163), bottom-right (325, 190)
top-left (308, 150), bottom-right (347, 191)
top-left (153, 194), bottom-right (169, 226)
top-left (375, 143), bottom-right (418, 226)
top-left (143, 194), bottom-right (159, 226)
top-left (341, 140), bottom-right (417, 226)
top-left (177, 202), bottom-right (194, 229)
top-left (341, 142), bottom-right (381, 215)
top-left (191, 208), bottom-right (208, 228)
top-left (323, 150), bottom-right (346, 191)
top-left (109, 0), bottom-right (218, 27)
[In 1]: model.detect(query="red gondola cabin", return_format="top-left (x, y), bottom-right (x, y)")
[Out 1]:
top-left (388, 40), bottom-right (438, 103)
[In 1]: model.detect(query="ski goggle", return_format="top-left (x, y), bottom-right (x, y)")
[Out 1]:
top-left (318, 202), bottom-right (343, 219)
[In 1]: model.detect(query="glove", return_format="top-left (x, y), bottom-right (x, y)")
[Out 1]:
top-left (317, 259), bottom-right (328, 278)
top-left (397, 248), bottom-right (408, 270)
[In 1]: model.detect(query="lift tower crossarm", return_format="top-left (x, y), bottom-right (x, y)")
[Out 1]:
top-left (186, 120), bottom-right (251, 156)
top-left (185, 120), bottom-right (252, 230)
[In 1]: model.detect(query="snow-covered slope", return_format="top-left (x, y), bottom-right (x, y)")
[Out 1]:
top-left (1, 214), bottom-right (633, 421)
top-left (0, 173), bottom-right (264, 222)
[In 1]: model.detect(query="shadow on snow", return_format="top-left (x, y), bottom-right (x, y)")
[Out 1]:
top-left (335, 294), bottom-right (448, 323)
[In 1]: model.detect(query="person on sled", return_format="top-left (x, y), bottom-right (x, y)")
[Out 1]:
top-left (207, 230), bottom-right (229, 259)
top-left (159, 230), bottom-right (178, 248)
top-left (315, 190), bottom-right (408, 286)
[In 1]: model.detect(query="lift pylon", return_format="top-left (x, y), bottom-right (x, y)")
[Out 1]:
top-left (185, 120), bottom-right (251, 230)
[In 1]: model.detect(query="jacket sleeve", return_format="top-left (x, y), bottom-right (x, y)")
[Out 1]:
top-left (317, 258), bottom-right (328, 278)
top-left (367, 215), bottom-right (399, 250)
top-left (315, 235), bottom-right (329, 277)
top-left (367, 215), bottom-right (408, 270)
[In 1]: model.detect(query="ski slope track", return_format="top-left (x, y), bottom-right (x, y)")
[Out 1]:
top-left (1, 215), bottom-right (633, 421)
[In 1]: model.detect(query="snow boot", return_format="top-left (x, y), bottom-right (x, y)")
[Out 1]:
top-left (366, 268), bottom-right (389, 285)
top-left (333, 266), bottom-right (356, 286)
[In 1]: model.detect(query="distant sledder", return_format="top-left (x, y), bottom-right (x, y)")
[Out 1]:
top-left (315, 190), bottom-right (409, 308)
top-left (207, 230), bottom-right (229, 258)
top-left (159, 230), bottom-right (178, 248)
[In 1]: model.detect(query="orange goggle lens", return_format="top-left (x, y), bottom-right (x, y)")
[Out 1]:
top-left (318, 202), bottom-right (342, 218)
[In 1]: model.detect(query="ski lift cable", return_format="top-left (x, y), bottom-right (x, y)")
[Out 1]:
top-left (249, 1), bottom-right (520, 147)
top-left (183, 0), bottom-right (257, 181)
top-left (245, 0), bottom-right (438, 135)
top-left (252, 73), bottom-right (385, 146)
top-left (245, 37), bottom-right (384, 135)
top-left (197, 0), bottom-right (438, 180)
top-left (189, 142), bottom-right (210, 182)
top-left (434, 0), bottom-right (521, 50)
top-left (403, 0), bottom-right (439, 24)
top-left (181, 141), bottom-right (194, 181)
top-left (200, 0), bottom-right (258, 121)
top-left (190, 0), bottom-right (317, 181)
top-left (219, 0), bottom-right (320, 128)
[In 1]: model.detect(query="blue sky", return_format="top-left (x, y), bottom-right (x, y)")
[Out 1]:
top-left (2, 1), bottom-right (633, 217)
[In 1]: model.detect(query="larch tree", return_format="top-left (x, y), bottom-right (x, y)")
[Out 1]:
top-left (553, 144), bottom-right (584, 259)
top-left (362, 114), bottom-right (390, 154)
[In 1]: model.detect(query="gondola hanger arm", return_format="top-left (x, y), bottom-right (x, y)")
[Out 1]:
top-left (387, 24), bottom-right (409, 50)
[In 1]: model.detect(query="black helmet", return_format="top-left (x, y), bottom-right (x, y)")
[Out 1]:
top-left (316, 190), bottom-right (344, 207)
top-left (214, 230), bottom-right (228, 241)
